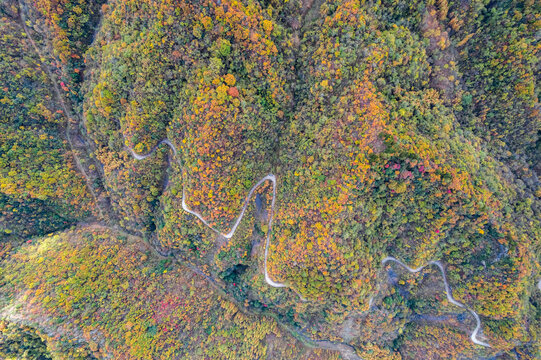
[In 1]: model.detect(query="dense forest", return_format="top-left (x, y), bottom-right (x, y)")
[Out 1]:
top-left (0, 0), bottom-right (539, 359)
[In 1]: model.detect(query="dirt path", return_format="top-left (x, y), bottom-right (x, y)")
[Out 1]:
top-left (16, 0), bottom-right (112, 222)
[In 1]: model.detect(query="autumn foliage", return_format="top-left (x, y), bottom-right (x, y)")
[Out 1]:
top-left (0, 0), bottom-right (539, 359)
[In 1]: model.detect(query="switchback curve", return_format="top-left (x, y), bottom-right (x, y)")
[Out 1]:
top-left (382, 257), bottom-right (490, 347)
top-left (125, 139), bottom-right (287, 289)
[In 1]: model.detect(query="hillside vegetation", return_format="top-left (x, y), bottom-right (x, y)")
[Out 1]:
top-left (0, 0), bottom-right (539, 359)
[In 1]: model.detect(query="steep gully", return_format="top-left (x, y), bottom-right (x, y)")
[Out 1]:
top-left (16, 0), bottom-right (114, 223)
top-left (126, 138), bottom-right (491, 348)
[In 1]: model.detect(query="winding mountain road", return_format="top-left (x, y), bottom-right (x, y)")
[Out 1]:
top-left (125, 139), bottom-right (287, 289)
top-left (382, 257), bottom-right (490, 347)
top-left (125, 136), bottom-right (492, 348)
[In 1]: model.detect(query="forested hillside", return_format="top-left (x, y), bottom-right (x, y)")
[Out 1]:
top-left (0, 0), bottom-right (539, 359)
top-left (0, 2), bottom-right (96, 244)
